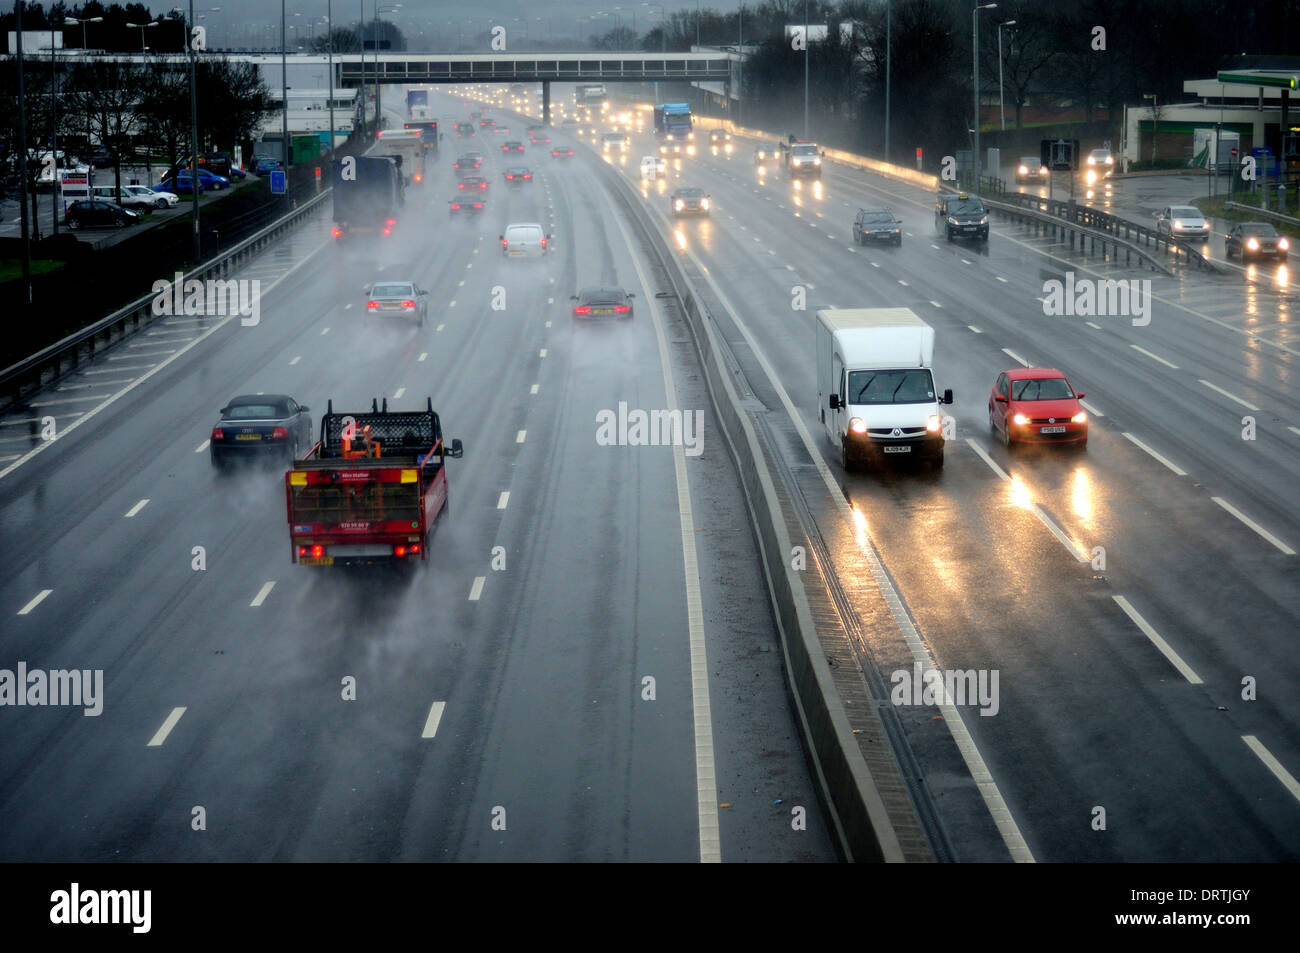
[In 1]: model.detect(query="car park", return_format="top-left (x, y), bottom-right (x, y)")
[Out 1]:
top-left (500, 222), bottom-right (551, 258)
top-left (1015, 155), bottom-right (1048, 183)
top-left (670, 187), bottom-right (710, 216)
top-left (1224, 222), bottom-right (1288, 262)
top-left (571, 287), bottom-right (635, 319)
top-left (210, 395), bottom-right (313, 468)
top-left (364, 280), bottom-right (429, 325)
top-left (1154, 205), bottom-right (1211, 240)
top-left (64, 199), bottom-right (141, 229)
top-left (91, 184), bottom-right (177, 210)
top-left (853, 207), bottom-right (903, 246)
top-left (935, 192), bottom-right (989, 241)
top-left (988, 368), bottom-right (1088, 449)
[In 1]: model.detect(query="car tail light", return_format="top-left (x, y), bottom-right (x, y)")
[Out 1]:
top-left (574, 306), bottom-right (591, 314)
top-left (501, 238), bottom-right (508, 248)
top-left (540, 237), bottom-right (547, 247)
top-left (367, 300), bottom-right (380, 309)
top-left (414, 173), bottom-right (422, 182)
top-left (402, 300), bottom-right (416, 309)
top-left (382, 226), bottom-right (391, 235)
top-left (212, 428), bottom-right (223, 440)
top-left (524, 174), bottom-right (531, 180)
top-left (332, 226), bottom-right (342, 238)
top-left (615, 305), bottom-right (630, 313)
top-left (472, 202), bottom-right (482, 209)
top-left (450, 203), bottom-right (461, 209)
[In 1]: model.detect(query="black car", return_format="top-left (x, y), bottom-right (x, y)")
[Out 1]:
top-left (551, 146), bottom-right (575, 160)
top-left (210, 394), bottom-right (313, 468)
top-left (1224, 222), bottom-right (1289, 262)
top-left (64, 200), bottom-right (140, 230)
top-left (503, 166), bottom-right (533, 184)
top-left (853, 208), bottom-right (903, 246)
top-left (935, 193), bottom-right (989, 241)
top-left (449, 195), bottom-right (486, 214)
top-left (453, 154), bottom-right (482, 175)
top-left (571, 287), bottom-right (636, 319)
top-left (670, 187), bottom-right (711, 217)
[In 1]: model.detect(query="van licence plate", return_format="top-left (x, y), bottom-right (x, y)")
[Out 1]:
top-left (883, 445), bottom-right (911, 453)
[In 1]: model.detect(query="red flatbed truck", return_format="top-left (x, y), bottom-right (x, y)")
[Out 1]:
top-left (285, 398), bottom-right (463, 566)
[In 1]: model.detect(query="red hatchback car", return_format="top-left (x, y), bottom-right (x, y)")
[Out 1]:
top-left (988, 367), bottom-right (1088, 448)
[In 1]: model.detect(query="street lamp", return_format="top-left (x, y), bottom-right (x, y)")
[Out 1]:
top-left (126, 21), bottom-right (159, 52)
top-left (326, 4), bottom-right (335, 155)
top-left (884, 0), bottom-right (890, 158)
top-left (372, 2), bottom-right (401, 133)
top-left (998, 19), bottom-right (1016, 131)
top-left (64, 16), bottom-right (103, 50)
top-left (972, 2), bottom-right (997, 187)
top-left (803, 0), bottom-right (809, 139)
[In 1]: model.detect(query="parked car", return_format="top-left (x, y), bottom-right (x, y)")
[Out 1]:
top-left (92, 184), bottom-right (176, 210)
top-left (64, 199), bottom-right (141, 229)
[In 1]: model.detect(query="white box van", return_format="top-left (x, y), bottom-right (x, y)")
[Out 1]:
top-left (816, 308), bottom-right (952, 470)
top-left (500, 222), bottom-right (551, 258)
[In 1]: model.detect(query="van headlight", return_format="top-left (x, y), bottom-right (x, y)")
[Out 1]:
top-left (849, 417), bottom-right (867, 434)
top-left (926, 415), bottom-right (942, 433)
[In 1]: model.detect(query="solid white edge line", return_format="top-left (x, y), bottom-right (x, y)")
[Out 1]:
top-left (604, 187), bottom-right (721, 864)
top-left (422, 701), bottom-right (447, 739)
top-left (1242, 735), bottom-right (1300, 804)
top-left (1121, 432), bottom-right (1188, 476)
top-left (1111, 596), bottom-right (1203, 684)
top-left (147, 707), bottom-right (187, 747)
top-left (1210, 497), bottom-right (1295, 555)
top-left (1197, 379), bottom-right (1260, 411)
top-left (17, 589), bottom-right (53, 615)
top-left (671, 205), bottom-right (1031, 863)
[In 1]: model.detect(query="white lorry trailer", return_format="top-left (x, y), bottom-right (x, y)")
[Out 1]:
top-left (816, 308), bottom-right (952, 470)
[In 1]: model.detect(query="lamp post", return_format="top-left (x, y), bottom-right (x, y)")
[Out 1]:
top-left (371, 3), bottom-right (401, 133)
top-left (998, 19), bottom-right (1016, 131)
top-left (972, 2), bottom-right (997, 187)
top-left (884, 0), bottom-right (890, 158)
top-left (803, 0), bottom-right (808, 139)
top-left (281, 0), bottom-right (288, 164)
top-left (50, 18), bottom-right (58, 236)
top-left (65, 15), bottom-right (103, 50)
top-left (126, 21), bottom-right (159, 51)
top-left (327, 2), bottom-right (335, 154)
top-left (187, 0), bottom-right (201, 261)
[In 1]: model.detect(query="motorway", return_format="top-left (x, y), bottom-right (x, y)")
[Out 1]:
top-left (2, 83), bottom-right (1297, 863)
top-left (0, 92), bottom-right (835, 862)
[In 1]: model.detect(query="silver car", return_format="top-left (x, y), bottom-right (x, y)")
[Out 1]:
top-left (364, 280), bottom-right (429, 325)
top-left (1154, 205), bottom-right (1210, 240)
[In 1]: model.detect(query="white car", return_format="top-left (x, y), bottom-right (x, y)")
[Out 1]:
top-left (500, 222), bottom-right (551, 258)
top-left (639, 155), bottom-right (665, 179)
top-left (1154, 204), bottom-right (1210, 240)
top-left (92, 184), bottom-right (179, 210)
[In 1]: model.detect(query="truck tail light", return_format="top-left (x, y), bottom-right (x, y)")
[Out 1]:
top-left (298, 544), bottom-right (324, 558)
top-left (272, 427), bottom-right (288, 439)
top-left (540, 237), bottom-right (547, 247)
top-left (394, 546), bottom-right (407, 557)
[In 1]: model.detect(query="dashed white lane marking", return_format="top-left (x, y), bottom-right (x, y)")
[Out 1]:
top-left (897, 279), bottom-right (909, 286)
top-left (1112, 596), bottom-right (1203, 684)
top-left (289, 356), bottom-right (301, 365)
top-left (421, 701), bottom-right (447, 739)
top-left (1130, 344), bottom-right (1179, 369)
top-left (1198, 379), bottom-right (1259, 411)
top-left (249, 581), bottom-right (276, 607)
top-left (966, 440), bottom-right (1089, 563)
top-left (147, 707), bottom-right (187, 747)
top-left (124, 499), bottom-right (149, 518)
top-left (1121, 433), bottom-right (1187, 476)
top-left (17, 590), bottom-right (53, 615)
top-left (320, 327), bottom-right (330, 335)
top-left (930, 300), bottom-right (942, 308)
top-left (1085, 321), bottom-right (1102, 330)
top-left (497, 492), bottom-right (509, 509)
top-left (1242, 736), bottom-right (1300, 804)
top-left (1211, 498), bottom-right (1295, 555)
top-left (468, 576), bottom-right (485, 601)
top-left (1001, 349), bottom-right (1030, 367)
top-left (1079, 399), bottom-right (1104, 417)
top-left (539, 348), bottom-right (548, 357)
top-left (530, 384), bottom-right (539, 394)
top-left (393, 387), bottom-right (406, 400)
top-left (516, 430), bottom-right (526, 443)
top-left (968, 326), bottom-right (983, 334)
top-left (436, 324), bottom-right (445, 332)
top-left (1290, 426), bottom-right (1300, 438)
top-left (995, 275), bottom-right (1008, 282)
top-left (418, 352), bottom-right (428, 362)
